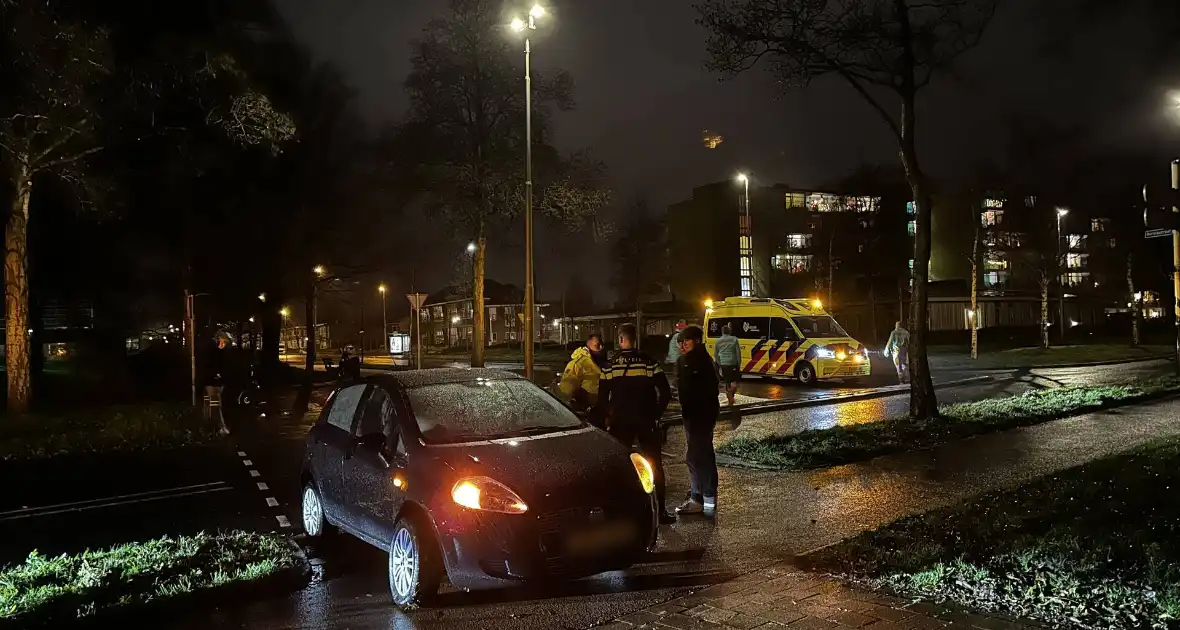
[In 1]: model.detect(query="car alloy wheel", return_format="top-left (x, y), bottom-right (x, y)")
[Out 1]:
top-left (797, 362), bottom-right (817, 386)
top-left (388, 516), bottom-right (441, 608)
top-left (302, 484), bottom-right (325, 537)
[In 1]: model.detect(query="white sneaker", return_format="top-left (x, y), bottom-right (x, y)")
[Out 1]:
top-left (703, 497), bottom-right (717, 515)
top-left (675, 498), bottom-right (704, 515)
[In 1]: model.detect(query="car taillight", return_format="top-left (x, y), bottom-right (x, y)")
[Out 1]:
top-left (450, 477), bottom-right (528, 514)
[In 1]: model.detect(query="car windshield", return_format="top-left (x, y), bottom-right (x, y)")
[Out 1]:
top-left (404, 378), bottom-right (583, 444)
top-left (790, 316), bottom-right (848, 338)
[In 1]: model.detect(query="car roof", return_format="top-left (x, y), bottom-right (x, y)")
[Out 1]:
top-left (369, 367), bottom-right (524, 390)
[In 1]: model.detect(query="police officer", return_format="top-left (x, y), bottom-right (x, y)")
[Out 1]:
top-left (598, 323), bottom-right (675, 524)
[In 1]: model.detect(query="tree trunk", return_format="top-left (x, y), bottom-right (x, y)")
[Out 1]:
top-left (471, 229), bottom-right (486, 367)
top-left (897, 108), bottom-right (937, 419)
top-left (6, 163), bottom-right (33, 412)
top-left (970, 224), bottom-right (980, 360)
top-left (1040, 278), bottom-right (1050, 350)
top-left (1128, 254), bottom-right (1140, 347)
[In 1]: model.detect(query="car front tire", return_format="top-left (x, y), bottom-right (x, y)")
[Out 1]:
top-left (797, 362), bottom-right (818, 386)
top-left (388, 516), bottom-right (442, 608)
top-left (301, 483), bottom-right (331, 538)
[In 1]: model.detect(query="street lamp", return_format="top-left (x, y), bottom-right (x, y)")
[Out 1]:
top-left (257, 293), bottom-right (266, 303)
top-left (378, 284), bottom-right (388, 349)
top-left (313, 265), bottom-right (326, 277)
top-left (466, 242), bottom-right (476, 254)
top-left (510, 4), bottom-right (546, 380)
top-left (279, 306), bottom-right (290, 318)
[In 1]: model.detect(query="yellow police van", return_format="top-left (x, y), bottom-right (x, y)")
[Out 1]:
top-left (704, 297), bottom-right (869, 385)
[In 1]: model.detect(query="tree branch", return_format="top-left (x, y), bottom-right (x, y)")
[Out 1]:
top-left (37, 146), bottom-right (104, 172)
top-left (834, 69), bottom-right (902, 141)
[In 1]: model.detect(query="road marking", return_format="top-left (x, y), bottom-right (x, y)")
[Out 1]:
top-left (266, 497), bottom-right (279, 507)
top-left (242, 459), bottom-right (253, 466)
top-left (276, 515), bottom-right (291, 528)
top-left (237, 451), bottom-right (247, 457)
top-left (249, 470), bottom-right (261, 478)
top-left (0, 482), bottom-right (231, 521)
top-left (257, 482), bottom-right (269, 491)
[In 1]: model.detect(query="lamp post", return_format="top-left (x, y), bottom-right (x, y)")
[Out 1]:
top-left (1056, 208), bottom-right (1069, 342)
top-left (511, 4), bottom-right (545, 380)
top-left (378, 284), bottom-right (387, 353)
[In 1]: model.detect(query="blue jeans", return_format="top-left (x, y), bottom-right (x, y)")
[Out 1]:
top-left (684, 412), bottom-right (718, 502)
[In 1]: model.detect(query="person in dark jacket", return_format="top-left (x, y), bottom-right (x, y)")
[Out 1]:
top-left (199, 336), bottom-right (230, 435)
top-left (674, 325), bottom-right (720, 516)
top-left (597, 323), bottom-right (675, 524)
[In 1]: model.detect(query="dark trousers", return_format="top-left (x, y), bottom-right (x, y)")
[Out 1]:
top-left (684, 411), bottom-right (718, 502)
top-left (609, 419), bottom-right (667, 513)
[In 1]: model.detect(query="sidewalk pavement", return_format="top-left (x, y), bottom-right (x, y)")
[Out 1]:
top-left (600, 565), bottom-right (1032, 629)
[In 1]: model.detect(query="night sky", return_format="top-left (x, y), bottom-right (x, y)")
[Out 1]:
top-left (275, 0), bottom-right (1180, 305)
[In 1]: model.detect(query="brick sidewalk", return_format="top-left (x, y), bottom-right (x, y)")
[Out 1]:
top-left (597, 564), bottom-right (1033, 630)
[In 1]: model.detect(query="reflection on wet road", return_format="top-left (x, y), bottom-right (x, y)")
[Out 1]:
top-left (167, 359), bottom-right (1176, 629)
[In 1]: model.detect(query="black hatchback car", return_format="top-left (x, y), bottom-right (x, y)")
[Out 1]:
top-left (300, 369), bottom-right (658, 606)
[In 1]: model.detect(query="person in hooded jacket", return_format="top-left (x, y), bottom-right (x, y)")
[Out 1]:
top-left (559, 333), bottom-right (609, 425)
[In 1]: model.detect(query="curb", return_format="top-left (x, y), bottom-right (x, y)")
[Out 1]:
top-left (6, 537), bottom-right (312, 629)
top-left (932, 353), bottom-right (1173, 372)
top-left (659, 375), bottom-right (993, 427)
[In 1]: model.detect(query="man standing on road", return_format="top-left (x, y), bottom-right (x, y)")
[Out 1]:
top-left (666, 320), bottom-right (687, 389)
top-left (885, 321), bottom-right (910, 384)
top-left (715, 324), bottom-right (741, 407)
top-left (560, 333), bottom-right (609, 426)
top-left (598, 323), bottom-right (675, 524)
top-left (675, 325), bottom-right (720, 516)
top-left (200, 336), bottom-right (231, 436)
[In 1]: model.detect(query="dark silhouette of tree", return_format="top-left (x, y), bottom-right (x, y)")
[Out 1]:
top-left (562, 273), bottom-right (596, 317)
top-left (611, 198), bottom-right (668, 309)
top-left (389, 0), bottom-right (610, 368)
top-left (697, 0), bottom-right (997, 420)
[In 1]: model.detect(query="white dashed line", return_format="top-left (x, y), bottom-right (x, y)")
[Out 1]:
top-left (249, 470), bottom-right (260, 478)
top-left (276, 515), bottom-right (291, 528)
top-left (237, 451), bottom-right (247, 457)
top-left (256, 482), bottom-right (269, 491)
top-left (242, 459), bottom-right (253, 466)
top-left (265, 497), bottom-right (279, 507)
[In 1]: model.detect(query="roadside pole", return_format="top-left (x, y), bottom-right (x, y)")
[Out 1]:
top-left (408, 293), bottom-right (429, 371)
top-left (185, 290), bottom-right (195, 406)
top-left (1172, 159), bottom-right (1179, 375)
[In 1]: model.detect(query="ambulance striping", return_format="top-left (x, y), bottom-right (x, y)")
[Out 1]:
top-left (777, 340), bottom-right (809, 374)
top-left (759, 339), bottom-right (790, 374)
top-left (742, 339), bottom-right (769, 372)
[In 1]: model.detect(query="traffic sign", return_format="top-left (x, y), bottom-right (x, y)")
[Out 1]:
top-left (407, 293), bottom-right (429, 310)
top-left (1146, 228), bottom-right (1174, 239)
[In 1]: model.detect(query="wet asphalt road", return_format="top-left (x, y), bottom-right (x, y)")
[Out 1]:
top-left (153, 359), bottom-right (1176, 629)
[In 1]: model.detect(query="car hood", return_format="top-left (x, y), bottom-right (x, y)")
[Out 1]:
top-left (809, 337), bottom-right (862, 349)
top-left (427, 427), bottom-right (640, 510)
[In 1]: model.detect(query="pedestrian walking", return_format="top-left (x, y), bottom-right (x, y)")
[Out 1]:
top-left (674, 325), bottom-right (720, 516)
top-left (560, 333), bottom-right (609, 427)
top-left (200, 336), bottom-right (231, 436)
top-left (598, 324), bottom-right (675, 524)
top-left (884, 321), bottom-right (911, 384)
top-left (666, 320), bottom-right (687, 388)
top-left (715, 324), bottom-right (742, 407)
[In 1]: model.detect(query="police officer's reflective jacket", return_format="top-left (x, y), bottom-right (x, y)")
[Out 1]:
top-left (598, 348), bottom-right (672, 424)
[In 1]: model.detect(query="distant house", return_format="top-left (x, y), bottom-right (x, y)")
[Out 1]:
top-left (418, 279), bottom-right (552, 348)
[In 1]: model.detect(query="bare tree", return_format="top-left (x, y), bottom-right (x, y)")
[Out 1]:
top-left (696, 0), bottom-right (997, 419)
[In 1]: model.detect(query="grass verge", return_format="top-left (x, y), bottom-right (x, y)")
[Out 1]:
top-left (0, 531), bottom-right (300, 627)
top-left (930, 343), bottom-right (1172, 370)
top-left (0, 403), bottom-right (221, 461)
top-left (719, 376), bottom-right (1180, 470)
top-left (808, 438), bottom-right (1180, 629)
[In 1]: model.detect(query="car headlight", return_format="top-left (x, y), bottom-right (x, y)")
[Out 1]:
top-left (816, 348), bottom-right (835, 359)
top-left (835, 350), bottom-right (847, 360)
top-left (853, 353), bottom-right (864, 363)
top-left (451, 477), bottom-right (528, 514)
top-left (630, 453), bottom-right (655, 494)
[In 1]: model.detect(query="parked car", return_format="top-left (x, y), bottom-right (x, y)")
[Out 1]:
top-left (300, 369), bottom-right (658, 607)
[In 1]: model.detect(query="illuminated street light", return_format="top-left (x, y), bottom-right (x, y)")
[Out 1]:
top-left (280, 306), bottom-right (290, 318)
top-left (1055, 207), bottom-right (1070, 217)
top-left (249, 316), bottom-right (255, 323)
top-left (313, 265), bottom-right (326, 277)
top-left (258, 293), bottom-right (267, 303)
top-left (1055, 208), bottom-right (1069, 343)
top-left (466, 242), bottom-right (476, 254)
top-left (735, 173), bottom-right (748, 183)
top-left (378, 284), bottom-right (386, 293)
top-left (508, 3), bottom-right (547, 379)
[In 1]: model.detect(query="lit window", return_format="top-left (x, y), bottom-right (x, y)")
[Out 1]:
top-left (984, 254), bottom-right (1008, 270)
top-left (857, 244), bottom-right (865, 253)
top-left (1066, 234), bottom-right (1085, 249)
top-left (488, 307), bottom-right (497, 321)
top-left (785, 192), bottom-right (807, 209)
top-left (1091, 218), bottom-right (1110, 232)
top-left (907, 220), bottom-right (916, 236)
top-left (740, 257), bottom-right (751, 272)
top-left (983, 198), bottom-right (1005, 209)
top-left (1108, 237), bottom-right (1117, 248)
top-left (1024, 196), bottom-right (1036, 207)
top-left (1062, 272), bottom-right (1089, 287)
top-left (981, 210), bottom-right (1004, 227)
top-left (740, 278), bottom-right (752, 296)
top-left (906, 201), bottom-right (916, 214)
top-left (1066, 253), bottom-right (1087, 269)
top-left (908, 259), bottom-right (914, 271)
top-left (739, 235), bottom-right (751, 250)
top-left (983, 272), bottom-right (1006, 287)
top-left (772, 254), bottom-right (812, 273)
top-left (785, 234), bottom-right (811, 249)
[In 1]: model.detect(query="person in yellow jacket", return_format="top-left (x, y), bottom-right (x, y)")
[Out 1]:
top-left (560, 333), bottom-right (608, 424)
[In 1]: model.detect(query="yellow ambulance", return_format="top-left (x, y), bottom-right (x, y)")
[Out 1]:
top-left (703, 297), bottom-right (870, 385)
